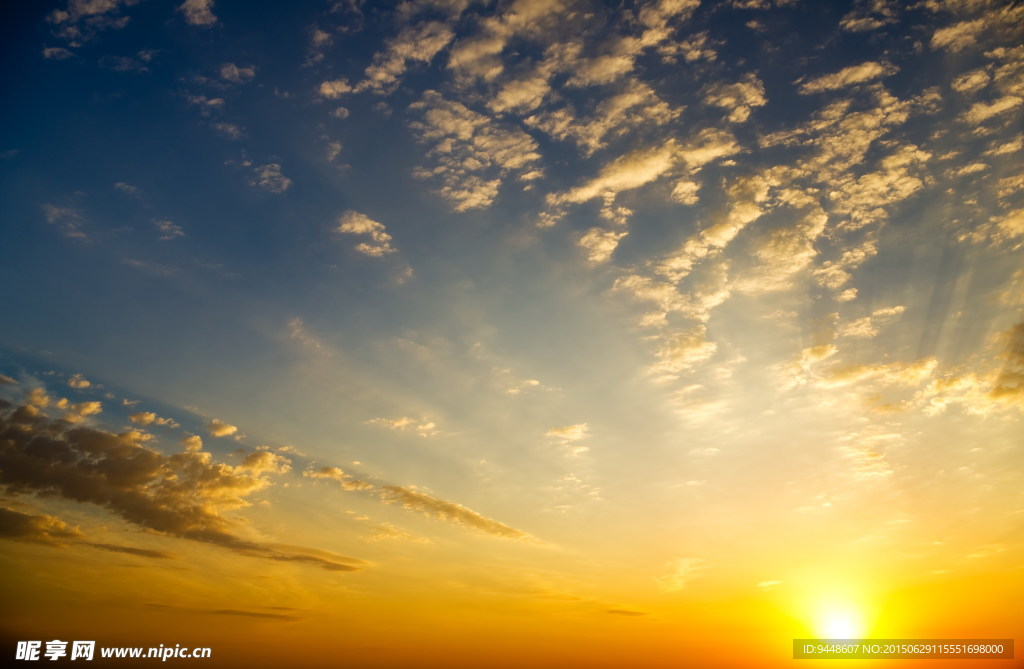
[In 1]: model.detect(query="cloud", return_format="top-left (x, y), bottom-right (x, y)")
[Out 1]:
top-left (379, 486), bottom-right (531, 540)
top-left (798, 61), bottom-right (896, 94)
top-left (60, 400), bottom-right (103, 423)
top-left (0, 375), bottom-right (17, 385)
top-left (42, 204), bottom-right (87, 240)
top-left (648, 326), bottom-right (719, 381)
top-left (129, 411), bottom-right (179, 428)
top-left (366, 416), bottom-right (437, 437)
top-left (179, 0), bottom-right (216, 27)
top-left (67, 374), bottom-right (91, 389)
top-left (960, 95), bottom-right (1023, 124)
top-left (99, 50), bottom-right (157, 73)
top-left (990, 321), bottom-right (1024, 406)
top-left (837, 305), bottom-right (906, 339)
top-left (931, 17), bottom-right (986, 52)
top-left (840, 0), bottom-right (898, 32)
top-left (523, 79), bottom-right (678, 155)
top-left (656, 557), bottom-right (706, 592)
top-left (839, 432), bottom-right (896, 481)
top-left (446, 0), bottom-right (568, 81)
top-left (46, 0), bottom-right (138, 46)
top-left (206, 419), bottom-right (238, 437)
top-left (702, 73), bottom-right (767, 123)
top-left (185, 95), bottom-right (224, 114)
top-left (250, 163), bottom-right (291, 193)
top-left (546, 423), bottom-right (588, 442)
top-left (318, 79), bottom-right (352, 99)
top-left (303, 466), bottom-right (374, 491)
top-left (578, 228), bottom-right (628, 264)
top-left (220, 62), bottom-right (255, 84)
top-left (154, 220), bottom-right (185, 240)
top-left (818, 357), bottom-right (937, 389)
top-left (85, 542), bottom-right (173, 559)
top-left (0, 506), bottom-right (82, 545)
top-left (409, 90), bottom-right (542, 211)
top-left (952, 68), bottom-right (990, 94)
top-left (0, 402), bottom-right (361, 571)
top-left (337, 211), bottom-right (396, 257)
top-left (287, 317), bottom-right (330, 355)
top-left (42, 47), bottom-right (75, 60)
top-left (958, 207), bottom-right (1024, 248)
top-left (355, 21), bottom-right (454, 95)
top-left (239, 450), bottom-right (292, 474)
top-left (547, 142), bottom-right (678, 213)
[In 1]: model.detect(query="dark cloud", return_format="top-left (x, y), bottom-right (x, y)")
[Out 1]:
top-left (0, 506), bottom-right (82, 544)
top-left (991, 322), bottom-right (1024, 401)
top-left (84, 542), bottom-right (174, 559)
top-left (0, 404), bottom-right (363, 571)
top-left (210, 609), bottom-right (300, 621)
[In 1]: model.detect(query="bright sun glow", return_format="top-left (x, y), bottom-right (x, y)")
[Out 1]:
top-left (818, 607), bottom-right (866, 639)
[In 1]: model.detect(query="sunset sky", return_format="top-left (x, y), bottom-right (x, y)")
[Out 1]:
top-left (1, 0), bottom-right (1022, 667)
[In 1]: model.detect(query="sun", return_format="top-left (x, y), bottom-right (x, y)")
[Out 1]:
top-left (817, 605), bottom-right (867, 639)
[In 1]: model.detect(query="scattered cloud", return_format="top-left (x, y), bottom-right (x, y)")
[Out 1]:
top-left (249, 163), bottom-right (291, 193)
top-left (337, 211), bottom-right (396, 257)
top-left (42, 47), bottom-right (75, 60)
top-left (798, 61), bottom-right (897, 94)
top-left (409, 90), bottom-right (542, 211)
top-left (42, 204), bottom-right (87, 240)
top-left (220, 62), bottom-right (255, 84)
top-left (67, 374), bottom-right (91, 389)
top-left (179, 0), bottom-right (217, 27)
top-left (318, 79), bottom-right (352, 99)
top-left (367, 416), bottom-right (437, 437)
top-left (155, 220), bottom-right (185, 240)
top-left (931, 17), bottom-right (986, 52)
top-left (379, 486), bottom-right (531, 540)
top-left (129, 411), bottom-right (179, 428)
top-left (840, 0), bottom-right (898, 32)
top-left (355, 21), bottom-right (454, 95)
top-left (206, 418), bottom-right (238, 437)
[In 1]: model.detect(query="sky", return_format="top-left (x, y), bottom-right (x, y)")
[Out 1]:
top-left (1, 0), bottom-right (1023, 667)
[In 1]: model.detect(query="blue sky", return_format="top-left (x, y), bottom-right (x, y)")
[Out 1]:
top-left (1, 0), bottom-right (1023, 666)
